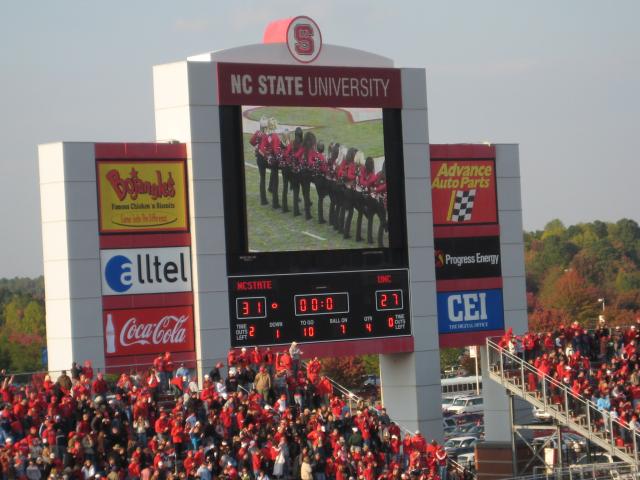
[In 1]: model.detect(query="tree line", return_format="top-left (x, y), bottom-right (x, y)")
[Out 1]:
top-left (0, 276), bottom-right (45, 372)
top-left (0, 218), bottom-right (639, 373)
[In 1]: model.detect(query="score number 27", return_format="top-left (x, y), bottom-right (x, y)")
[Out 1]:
top-left (376, 290), bottom-right (403, 311)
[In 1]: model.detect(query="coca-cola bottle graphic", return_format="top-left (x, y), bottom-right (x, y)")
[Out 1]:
top-left (106, 314), bottom-right (116, 354)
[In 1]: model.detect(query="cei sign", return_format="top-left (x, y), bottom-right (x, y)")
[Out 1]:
top-left (437, 289), bottom-right (504, 335)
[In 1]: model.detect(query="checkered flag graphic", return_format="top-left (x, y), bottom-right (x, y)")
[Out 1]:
top-left (448, 189), bottom-right (476, 222)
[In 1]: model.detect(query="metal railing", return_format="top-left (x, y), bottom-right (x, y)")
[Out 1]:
top-left (486, 338), bottom-right (640, 468)
top-left (505, 462), bottom-right (635, 480)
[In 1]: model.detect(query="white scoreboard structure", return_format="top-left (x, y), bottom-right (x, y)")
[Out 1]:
top-left (39, 16), bottom-right (527, 443)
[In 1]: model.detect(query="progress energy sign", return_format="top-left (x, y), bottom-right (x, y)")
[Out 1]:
top-left (103, 305), bottom-right (195, 357)
top-left (96, 160), bottom-right (188, 233)
top-left (434, 236), bottom-right (501, 280)
top-left (430, 145), bottom-right (504, 348)
top-left (431, 159), bottom-right (497, 225)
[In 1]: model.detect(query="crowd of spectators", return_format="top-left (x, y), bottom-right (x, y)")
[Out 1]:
top-left (0, 343), bottom-right (459, 480)
top-left (498, 318), bottom-right (640, 446)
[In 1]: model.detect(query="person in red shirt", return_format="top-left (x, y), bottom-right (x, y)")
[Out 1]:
top-left (262, 347), bottom-right (276, 377)
top-left (402, 433), bottom-right (412, 467)
top-left (154, 411), bottom-right (170, 441)
top-left (128, 456), bottom-right (141, 479)
top-left (317, 376), bottom-right (333, 401)
top-left (171, 420), bottom-right (185, 456)
top-left (411, 432), bottom-right (427, 454)
top-left (435, 444), bottom-right (448, 480)
top-left (153, 355), bottom-right (166, 391)
top-left (277, 351), bottom-right (292, 375)
top-left (250, 347), bottom-right (262, 372)
top-left (306, 357), bottom-right (322, 385)
top-left (83, 360), bottom-right (94, 380)
top-left (163, 352), bottom-right (174, 383)
top-left (92, 373), bottom-right (107, 398)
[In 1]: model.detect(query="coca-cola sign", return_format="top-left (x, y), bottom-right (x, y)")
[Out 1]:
top-left (103, 306), bottom-right (195, 357)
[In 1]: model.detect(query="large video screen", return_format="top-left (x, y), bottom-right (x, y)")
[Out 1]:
top-left (242, 106), bottom-right (389, 253)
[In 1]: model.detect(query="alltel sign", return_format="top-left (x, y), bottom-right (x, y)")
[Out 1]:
top-left (287, 16), bottom-right (322, 63)
top-left (104, 306), bottom-right (195, 357)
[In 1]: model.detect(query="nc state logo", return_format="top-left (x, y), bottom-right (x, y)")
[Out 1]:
top-left (435, 250), bottom-right (445, 268)
top-left (287, 16), bottom-right (322, 63)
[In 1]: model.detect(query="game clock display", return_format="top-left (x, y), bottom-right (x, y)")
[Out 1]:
top-left (228, 269), bottom-right (411, 347)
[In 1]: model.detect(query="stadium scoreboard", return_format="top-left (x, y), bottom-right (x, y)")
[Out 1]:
top-left (229, 269), bottom-right (411, 347)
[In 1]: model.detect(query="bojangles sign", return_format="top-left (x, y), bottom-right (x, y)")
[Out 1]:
top-left (103, 306), bottom-right (195, 357)
top-left (96, 160), bottom-right (188, 233)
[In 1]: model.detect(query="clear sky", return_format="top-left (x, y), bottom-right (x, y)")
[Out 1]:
top-left (1, 0), bottom-right (638, 277)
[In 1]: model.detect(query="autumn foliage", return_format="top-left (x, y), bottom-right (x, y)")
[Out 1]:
top-left (0, 277), bottom-right (45, 372)
top-left (526, 219), bottom-right (640, 331)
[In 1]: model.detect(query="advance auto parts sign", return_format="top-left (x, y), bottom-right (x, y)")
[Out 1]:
top-left (96, 160), bottom-right (188, 233)
top-left (431, 159), bottom-right (497, 225)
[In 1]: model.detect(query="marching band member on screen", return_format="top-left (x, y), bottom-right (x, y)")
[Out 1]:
top-left (354, 156), bottom-right (378, 244)
top-left (310, 142), bottom-right (329, 224)
top-left (279, 129), bottom-right (291, 213)
top-left (258, 117), bottom-right (282, 209)
top-left (325, 143), bottom-right (342, 229)
top-left (283, 127), bottom-right (303, 215)
top-left (373, 161), bottom-right (388, 248)
top-left (294, 132), bottom-right (318, 220)
top-left (336, 148), bottom-right (358, 238)
top-left (250, 116), bottom-right (269, 206)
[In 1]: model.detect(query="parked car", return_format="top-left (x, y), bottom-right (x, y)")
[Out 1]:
top-left (443, 417), bottom-right (458, 429)
top-left (456, 452), bottom-right (475, 469)
top-left (444, 425), bottom-right (459, 438)
top-left (532, 406), bottom-right (553, 422)
top-left (444, 436), bottom-right (479, 459)
top-left (362, 374), bottom-right (380, 388)
top-left (442, 397), bottom-right (457, 411)
top-left (461, 424), bottom-right (485, 438)
top-left (446, 396), bottom-right (484, 415)
top-left (453, 412), bottom-right (484, 425)
top-left (445, 422), bottom-right (477, 439)
top-left (359, 375), bottom-right (381, 398)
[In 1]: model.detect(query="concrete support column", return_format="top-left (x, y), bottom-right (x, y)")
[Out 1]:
top-left (380, 351), bottom-right (443, 440)
top-left (38, 142), bottom-right (104, 374)
top-left (379, 68), bottom-right (442, 442)
top-left (153, 60), bottom-right (230, 379)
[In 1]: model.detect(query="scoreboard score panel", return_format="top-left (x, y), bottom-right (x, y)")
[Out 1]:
top-left (228, 269), bottom-right (411, 347)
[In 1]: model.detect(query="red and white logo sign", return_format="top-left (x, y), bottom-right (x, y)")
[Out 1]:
top-left (104, 306), bottom-right (195, 357)
top-left (287, 16), bottom-right (322, 63)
